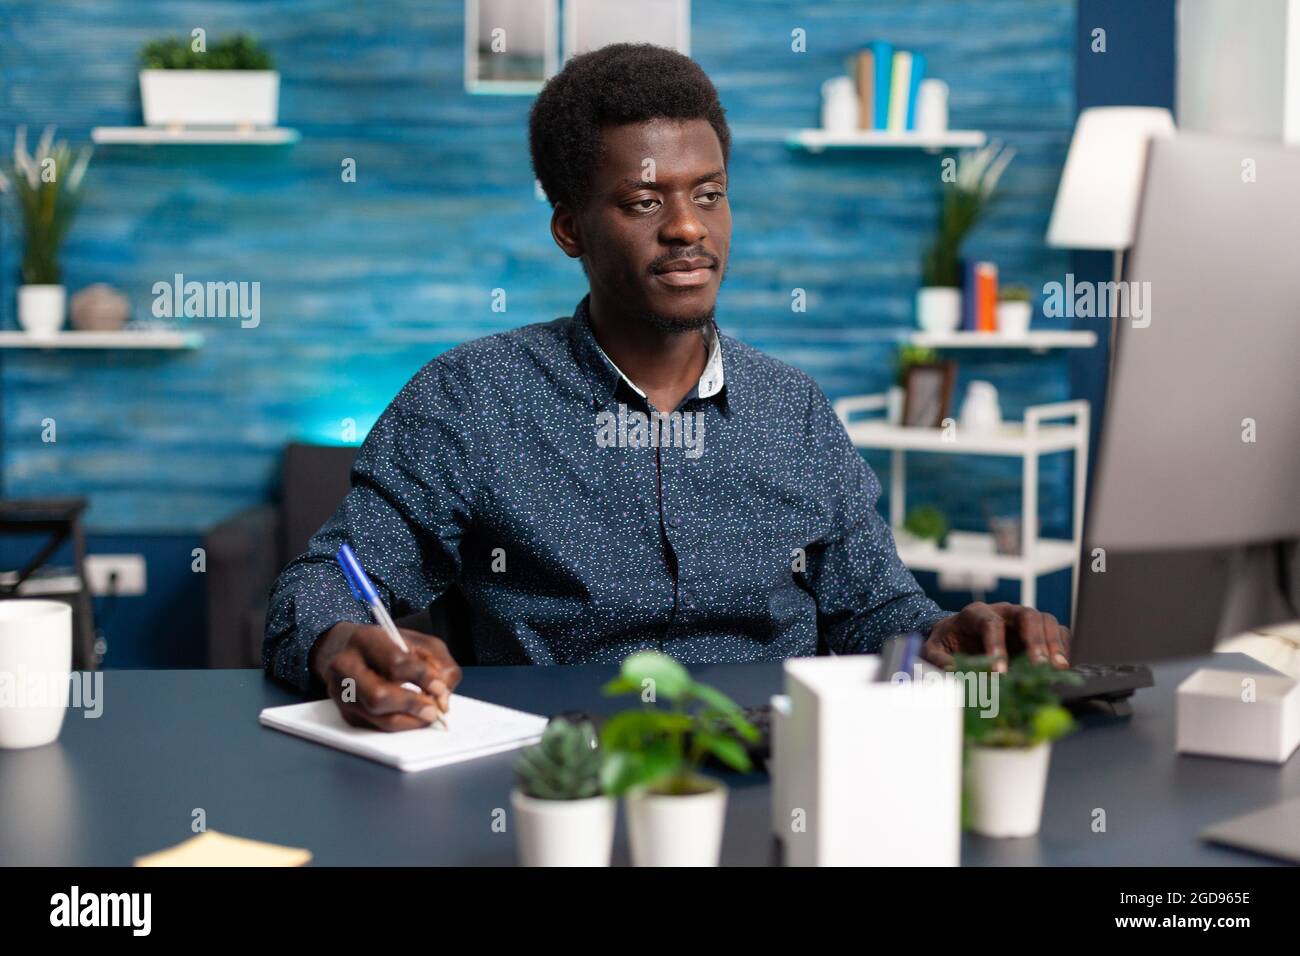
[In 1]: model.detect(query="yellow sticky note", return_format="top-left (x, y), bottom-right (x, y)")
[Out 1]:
top-left (134, 830), bottom-right (311, 867)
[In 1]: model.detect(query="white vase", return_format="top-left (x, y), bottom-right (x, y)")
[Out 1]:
top-left (916, 287), bottom-right (962, 334)
top-left (820, 76), bottom-right (859, 133)
top-left (139, 70), bottom-right (280, 127)
top-left (997, 300), bottom-right (1033, 337)
top-left (959, 380), bottom-right (1003, 433)
top-left (966, 742), bottom-right (1052, 838)
top-left (625, 780), bottom-right (728, 866)
top-left (17, 285), bottom-right (66, 338)
top-left (510, 788), bottom-right (615, 867)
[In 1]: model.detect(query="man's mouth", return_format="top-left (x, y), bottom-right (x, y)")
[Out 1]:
top-left (653, 256), bottom-right (716, 289)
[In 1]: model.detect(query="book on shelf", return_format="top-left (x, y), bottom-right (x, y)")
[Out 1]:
top-left (962, 260), bottom-right (999, 332)
top-left (853, 42), bottom-right (928, 134)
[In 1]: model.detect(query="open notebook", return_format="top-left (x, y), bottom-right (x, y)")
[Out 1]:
top-left (260, 695), bottom-right (548, 772)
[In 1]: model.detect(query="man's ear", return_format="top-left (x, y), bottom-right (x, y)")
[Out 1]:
top-left (550, 204), bottom-right (584, 260)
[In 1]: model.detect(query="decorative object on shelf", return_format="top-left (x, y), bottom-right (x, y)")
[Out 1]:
top-left (957, 654), bottom-right (1080, 838)
top-left (902, 505), bottom-right (949, 552)
top-left (996, 283), bottom-right (1034, 337)
top-left (0, 126), bottom-right (92, 338)
top-left (138, 34), bottom-right (278, 128)
top-left (918, 142), bottom-right (1015, 334)
top-left (890, 343), bottom-right (938, 425)
top-left (511, 717), bottom-right (614, 867)
top-left (915, 78), bottom-right (950, 136)
top-left (961, 259), bottom-right (999, 332)
top-left (70, 283), bottom-right (131, 332)
top-left (820, 76), bottom-right (859, 133)
top-left (848, 41), bottom-right (927, 132)
top-left (959, 380), bottom-right (1003, 434)
top-left (901, 359), bottom-right (956, 427)
top-left (600, 650), bottom-right (758, 867)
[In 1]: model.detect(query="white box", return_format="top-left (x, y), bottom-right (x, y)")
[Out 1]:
top-left (140, 70), bottom-right (280, 127)
top-left (771, 655), bottom-right (963, 866)
top-left (1176, 667), bottom-right (1300, 764)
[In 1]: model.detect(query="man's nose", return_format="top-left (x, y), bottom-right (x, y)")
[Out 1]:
top-left (658, 194), bottom-right (708, 247)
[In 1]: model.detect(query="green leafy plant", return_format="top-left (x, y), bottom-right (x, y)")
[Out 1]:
top-left (513, 717), bottom-right (603, 800)
top-left (998, 283), bottom-right (1033, 303)
top-left (954, 654), bottom-right (1081, 748)
top-left (920, 142), bottom-right (1015, 288)
top-left (0, 127), bottom-right (92, 285)
top-left (903, 504), bottom-right (948, 545)
top-left (599, 651), bottom-right (759, 796)
top-left (140, 34), bottom-right (274, 70)
top-left (891, 343), bottom-right (939, 387)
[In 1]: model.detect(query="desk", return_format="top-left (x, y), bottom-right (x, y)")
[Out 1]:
top-left (1, 654), bottom-right (1294, 866)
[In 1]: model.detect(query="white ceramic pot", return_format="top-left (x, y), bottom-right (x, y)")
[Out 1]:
top-left (959, 380), bottom-right (1003, 433)
top-left (996, 300), bottom-right (1033, 337)
top-left (139, 70), bottom-right (280, 127)
top-left (17, 285), bottom-right (66, 338)
top-left (966, 742), bottom-right (1052, 838)
top-left (916, 287), bottom-right (962, 334)
top-left (0, 601), bottom-right (73, 749)
top-left (510, 788), bottom-right (615, 867)
top-left (625, 779), bottom-right (728, 866)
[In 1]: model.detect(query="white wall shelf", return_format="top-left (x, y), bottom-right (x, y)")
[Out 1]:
top-left (0, 330), bottom-right (203, 350)
top-left (834, 393), bottom-right (1090, 614)
top-left (786, 129), bottom-right (987, 152)
top-left (910, 330), bottom-right (1098, 352)
top-left (91, 127), bottom-right (300, 145)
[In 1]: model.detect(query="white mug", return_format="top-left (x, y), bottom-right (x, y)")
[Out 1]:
top-left (0, 600), bottom-right (73, 749)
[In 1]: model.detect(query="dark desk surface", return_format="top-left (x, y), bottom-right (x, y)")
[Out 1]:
top-left (1, 654), bottom-right (1295, 866)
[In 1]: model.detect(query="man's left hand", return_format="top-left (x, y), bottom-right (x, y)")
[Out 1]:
top-left (921, 601), bottom-right (1071, 672)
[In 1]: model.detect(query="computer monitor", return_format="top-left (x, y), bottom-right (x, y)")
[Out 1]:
top-left (1072, 133), bottom-right (1300, 664)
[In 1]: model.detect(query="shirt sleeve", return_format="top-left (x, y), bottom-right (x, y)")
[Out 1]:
top-left (262, 358), bottom-right (481, 692)
top-left (802, 381), bottom-right (953, 654)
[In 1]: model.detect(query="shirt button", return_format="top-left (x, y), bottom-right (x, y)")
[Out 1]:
top-left (668, 515), bottom-right (681, 529)
top-left (682, 592), bottom-right (694, 607)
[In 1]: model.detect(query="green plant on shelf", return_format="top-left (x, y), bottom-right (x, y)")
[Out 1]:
top-left (903, 505), bottom-right (949, 546)
top-left (999, 283), bottom-right (1033, 302)
top-left (599, 651), bottom-right (758, 797)
top-left (140, 34), bottom-right (274, 70)
top-left (920, 141), bottom-right (1015, 288)
top-left (891, 343), bottom-right (939, 386)
top-left (0, 126), bottom-right (92, 285)
top-left (513, 717), bottom-right (603, 800)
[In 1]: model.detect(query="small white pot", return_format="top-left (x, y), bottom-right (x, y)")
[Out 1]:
top-left (140, 70), bottom-right (280, 127)
top-left (916, 287), bottom-right (962, 334)
top-left (966, 742), bottom-right (1052, 838)
top-left (17, 285), bottom-right (66, 338)
top-left (510, 788), bottom-right (615, 867)
top-left (996, 300), bottom-right (1033, 337)
top-left (625, 779), bottom-right (728, 867)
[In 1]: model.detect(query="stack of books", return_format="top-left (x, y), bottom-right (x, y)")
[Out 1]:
top-left (962, 261), bottom-right (999, 332)
top-left (852, 43), bottom-right (927, 131)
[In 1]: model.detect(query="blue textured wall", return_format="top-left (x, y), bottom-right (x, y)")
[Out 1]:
top-left (2, 0), bottom-right (1081, 646)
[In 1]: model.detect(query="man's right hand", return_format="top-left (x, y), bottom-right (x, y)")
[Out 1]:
top-left (310, 622), bottom-right (463, 732)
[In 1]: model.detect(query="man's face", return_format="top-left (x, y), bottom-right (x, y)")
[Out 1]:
top-left (562, 117), bottom-right (730, 332)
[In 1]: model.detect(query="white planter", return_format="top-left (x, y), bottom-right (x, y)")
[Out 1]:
top-left (510, 788), bottom-right (615, 867)
top-left (17, 285), bottom-right (66, 338)
top-left (996, 300), bottom-right (1033, 337)
top-left (140, 70), bottom-right (280, 127)
top-left (966, 742), bottom-right (1052, 838)
top-left (625, 780), bottom-right (727, 867)
top-left (916, 286), bottom-right (962, 334)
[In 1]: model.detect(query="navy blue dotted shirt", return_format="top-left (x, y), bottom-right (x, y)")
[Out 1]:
top-left (264, 295), bottom-right (951, 692)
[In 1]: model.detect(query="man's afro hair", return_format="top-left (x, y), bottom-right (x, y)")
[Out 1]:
top-left (528, 43), bottom-right (731, 211)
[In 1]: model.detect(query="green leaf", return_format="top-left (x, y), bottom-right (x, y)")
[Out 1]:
top-left (619, 651), bottom-right (691, 700)
top-left (686, 680), bottom-right (743, 716)
top-left (599, 742), bottom-right (680, 796)
top-left (1031, 705), bottom-right (1075, 743)
top-left (692, 732), bottom-right (752, 773)
top-left (600, 675), bottom-right (640, 696)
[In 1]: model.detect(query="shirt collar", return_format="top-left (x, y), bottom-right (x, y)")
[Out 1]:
top-left (569, 294), bottom-right (726, 410)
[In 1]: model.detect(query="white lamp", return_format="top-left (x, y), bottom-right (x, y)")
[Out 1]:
top-left (1046, 106), bottom-right (1176, 375)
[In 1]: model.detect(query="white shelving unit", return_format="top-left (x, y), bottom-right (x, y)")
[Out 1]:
top-left (91, 127), bottom-right (300, 145)
top-left (910, 329), bottom-right (1098, 353)
top-left (834, 393), bottom-right (1090, 615)
top-left (0, 330), bottom-right (203, 350)
top-left (786, 129), bottom-right (987, 152)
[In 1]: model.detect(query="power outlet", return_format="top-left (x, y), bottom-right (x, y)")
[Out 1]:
top-left (85, 554), bottom-right (147, 597)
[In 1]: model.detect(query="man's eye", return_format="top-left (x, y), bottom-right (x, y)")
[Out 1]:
top-left (628, 198), bottom-right (660, 212)
top-left (696, 190), bottom-right (725, 204)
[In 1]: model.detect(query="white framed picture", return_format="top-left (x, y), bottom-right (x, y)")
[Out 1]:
top-left (465, 0), bottom-right (560, 94)
top-left (563, 0), bottom-right (691, 61)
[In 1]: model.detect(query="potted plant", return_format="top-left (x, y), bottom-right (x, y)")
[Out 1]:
top-left (901, 504), bottom-right (948, 552)
top-left (600, 650), bottom-right (758, 867)
top-left (0, 127), bottom-right (92, 338)
top-left (889, 344), bottom-right (938, 425)
top-left (957, 654), bottom-right (1081, 838)
top-left (918, 142), bottom-right (1015, 333)
top-left (511, 717), bottom-right (615, 866)
top-left (997, 283), bottom-right (1034, 338)
top-left (139, 34), bottom-right (278, 128)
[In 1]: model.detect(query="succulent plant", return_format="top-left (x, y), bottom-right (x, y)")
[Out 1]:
top-left (514, 717), bottom-right (603, 800)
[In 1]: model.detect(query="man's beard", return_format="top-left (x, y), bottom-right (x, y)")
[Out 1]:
top-left (641, 304), bottom-right (715, 334)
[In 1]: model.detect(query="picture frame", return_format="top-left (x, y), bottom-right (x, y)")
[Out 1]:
top-left (465, 0), bottom-right (559, 95)
top-left (901, 361), bottom-right (956, 428)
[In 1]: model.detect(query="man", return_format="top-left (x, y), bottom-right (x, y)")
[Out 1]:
top-left (265, 43), bottom-right (1070, 730)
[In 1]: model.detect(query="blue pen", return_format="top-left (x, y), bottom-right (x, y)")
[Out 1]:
top-left (336, 543), bottom-right (448, 728)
